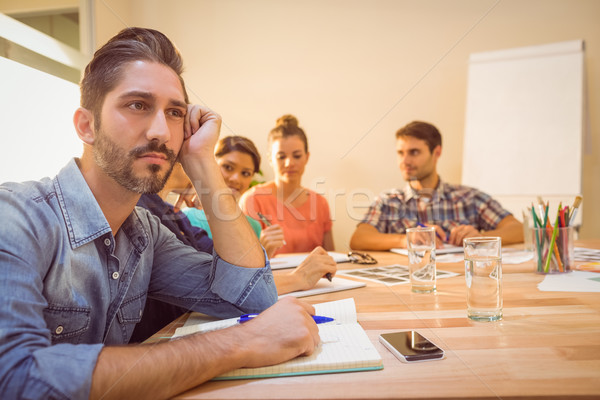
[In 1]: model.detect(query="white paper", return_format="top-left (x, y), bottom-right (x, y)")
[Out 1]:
top-left (269, 252), bottom-right (350, 270)
top-left (537, 271), bottom-right (600, 292)
top-left (278, 277), bottom-right (365, 298)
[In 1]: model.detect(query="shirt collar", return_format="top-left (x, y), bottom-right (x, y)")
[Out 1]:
top-left (403, 184), bottom-right (419, 201)
top-left (403, 176), bottom-right (447, 202)
top-left (54, 158), bottom-right (112, 248)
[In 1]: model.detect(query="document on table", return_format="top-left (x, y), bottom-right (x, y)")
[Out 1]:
top-left (537, 271), bottom-right (600, 292)
top-left (393, 247), bottom-right (535, 264)
top-left (337, 264), bottom-right (459, 286)
top-left (269, 252), bottom-right (350, 270)
top-left (171, 298), bottom-right (383, 380)
top-left (278, 277), bottom-right (366, 298)
top-left (574, 247), bottom-right (600, 262)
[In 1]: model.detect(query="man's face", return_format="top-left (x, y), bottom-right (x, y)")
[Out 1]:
top-left (92, 61), bottom-right (187, 194)
top-left (396, 136), bottom-right (440, 182)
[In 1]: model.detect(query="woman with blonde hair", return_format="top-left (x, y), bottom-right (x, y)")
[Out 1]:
top-left (240, 115), bottom-right (335, 258)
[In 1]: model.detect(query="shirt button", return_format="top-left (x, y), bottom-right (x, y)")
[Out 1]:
top-left (55, 326), bottom-right (64, 335)
top-left (104, 238), bottom-right (111, 246)
top-left (112, 271), bottom-right (120, 280)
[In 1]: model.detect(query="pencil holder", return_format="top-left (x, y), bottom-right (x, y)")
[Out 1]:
top-left (532, 226), bottom-right (573, 274)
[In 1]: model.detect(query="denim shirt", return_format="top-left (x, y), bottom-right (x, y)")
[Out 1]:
top-left (0, 159), bottom-right (277, 400)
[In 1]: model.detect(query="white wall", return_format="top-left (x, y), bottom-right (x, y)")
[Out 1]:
top-left (0, 56), bottom-right (81, 183)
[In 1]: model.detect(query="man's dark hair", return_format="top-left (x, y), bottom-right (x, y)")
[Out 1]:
top-left (80, 27), bottom-right (189, 118)
top-left (395, 121), bottom-right (442, 153)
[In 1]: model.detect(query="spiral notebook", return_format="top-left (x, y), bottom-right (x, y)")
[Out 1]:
top-left (172, 298), bottom-right (383, 380)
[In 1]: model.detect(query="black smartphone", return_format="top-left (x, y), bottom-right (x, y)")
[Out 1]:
top-left (379, 331), bottom-right (444, 362)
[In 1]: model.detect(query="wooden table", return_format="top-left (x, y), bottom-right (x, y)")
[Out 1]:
top-left (154, 241), bottom-right (600, 399)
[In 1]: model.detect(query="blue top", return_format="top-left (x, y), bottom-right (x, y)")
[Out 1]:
top-left (0, 159), bottom-right (277, 399)
top-left (184, 208), bottom-right (262, 239)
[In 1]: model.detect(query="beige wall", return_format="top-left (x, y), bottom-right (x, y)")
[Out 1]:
top-left (93, 0), bottom-right (600, 248)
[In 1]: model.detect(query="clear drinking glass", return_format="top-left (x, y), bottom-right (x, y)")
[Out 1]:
top-left (406, 227), bottom-right (436, 293)
top-left (464, 237), bottom-right (502, 321)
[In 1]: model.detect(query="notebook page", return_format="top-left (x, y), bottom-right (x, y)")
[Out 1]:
top-left (215, 323), bottom-right (381, 379)
top-left (172, 298), bottom-right (356, 339)
top-left (314, 297), bottom-right (357, 324)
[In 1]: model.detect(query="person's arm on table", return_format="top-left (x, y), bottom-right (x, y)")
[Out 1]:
top-left (180, 105), bottom-right (264, 268)
top-left (350, 223), bottom-right (407, 250)
top-left (482, 215), bottom-right (523, 244)
top-left (90, 297), bottom-right (319, 399)
top-left (446, 215), bottom-right (524, 246)
top-left (274, 247), bottom-right (337, 294)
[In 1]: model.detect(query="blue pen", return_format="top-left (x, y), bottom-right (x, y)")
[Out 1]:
top-left (238, 314), bottom-right (334, 324)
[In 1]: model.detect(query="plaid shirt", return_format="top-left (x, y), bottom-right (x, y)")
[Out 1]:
top-left (361, 178), bottom-right (510, 237)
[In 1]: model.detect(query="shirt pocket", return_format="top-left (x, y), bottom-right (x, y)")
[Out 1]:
top-left (117, 291), bottom-right (145, 325)
top-left (43, 306), bottom-right (91, 344)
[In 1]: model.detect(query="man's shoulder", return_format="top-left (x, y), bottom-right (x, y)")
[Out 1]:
top-left (441, 181), bottom-right (493, 201)
top-left (0, 176), bottom-right (57, 208)
top-left (377, 187), bottom-right (406, 201)
top-left (0, 177), bottom-right (68, 254)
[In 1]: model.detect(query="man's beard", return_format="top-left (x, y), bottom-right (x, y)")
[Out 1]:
top-left (93, 129), bottom-right (178, 194)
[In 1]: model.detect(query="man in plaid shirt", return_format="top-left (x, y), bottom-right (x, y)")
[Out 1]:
top-left (350, 121), bottom-right (523, 251)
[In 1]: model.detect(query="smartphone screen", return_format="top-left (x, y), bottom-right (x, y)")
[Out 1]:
top-left (379, 331), bottom-right (444, 362)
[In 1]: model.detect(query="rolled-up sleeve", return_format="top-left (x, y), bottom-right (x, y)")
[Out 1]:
top-left (145, 213), bottom-right (278, 319)
top-left (209, 249), bottom-right (278, 312)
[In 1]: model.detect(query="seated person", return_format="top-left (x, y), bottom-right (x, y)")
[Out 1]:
top-left (0, 27), bottom-right (319, 399)
top-left (158, 142), bottom-right (336, 297)
top-left (240, 115), bottom-right (335, 258)
top-left (350, 121), bottom-right (523, 250)
top-left (183, 136), bottom-right (263, 238)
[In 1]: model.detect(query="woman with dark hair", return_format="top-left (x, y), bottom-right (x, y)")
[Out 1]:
top-left (184, 136), bottom-right (263, 237)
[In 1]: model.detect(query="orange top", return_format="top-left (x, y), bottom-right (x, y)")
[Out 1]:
top-left (241, 184), bottom-right (332, 256)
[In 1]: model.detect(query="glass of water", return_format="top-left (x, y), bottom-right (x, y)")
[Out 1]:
top-left (406, 226), bottom-right (436, 293)
top-left (464, 237), bottom-right (502, 321)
